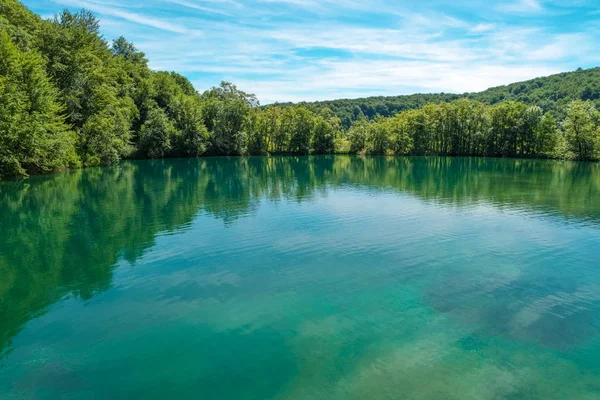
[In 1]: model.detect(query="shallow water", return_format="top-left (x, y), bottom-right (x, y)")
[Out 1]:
top-left (1, 156), bottom-right (600, 399)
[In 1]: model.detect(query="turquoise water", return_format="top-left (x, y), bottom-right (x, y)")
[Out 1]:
top-left (1, 156), bottom-right (600, 399)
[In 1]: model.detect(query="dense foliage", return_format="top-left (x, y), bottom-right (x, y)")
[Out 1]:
top-left (342, 99), bottom-right (600, 161)
top-left (1, 0), bottom-right (600, 179)
top-left (0, 0), bottom-right (342, 178)
top-left (297, 68), bottom-right (600, 129)
top-left (280, 93), bottom-right (461, 129)
top-left (343, 100), bottom-right (554, 157)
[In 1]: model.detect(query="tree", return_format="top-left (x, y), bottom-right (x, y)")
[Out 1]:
top-left (563, 100), bottom-right (600, 160)
top-left (386, 114), bottom-right (413, 155)
top-left (533, 113), bottom-right (558, 157)
top-left (487, 102), bottom-right (529, 157)
top-left (0, 30), bottom-right (78, 178)
top-left (169, 72), bottom-right (196, 96)
top-left (272, 108), bottom-right (292, 153)
top-left (366, 117), bottom-right (390, 155)
top-left (347, 119), bottom-right (369, 153)
top-left (406, 107), bottom-right (432, 155)
top-left (174, 97), bottom-right (209, 157)
top-left (78, 100), bottom-right (135, 166)
top-left (202, 81), bottom-right (259, 108)
top-left (312, 117), bottom-right (336, 154)
top-left (245, 109), bottom-right (270, 155)
top-left (138, 107), bottom-right (176, 159)
top-left (112, 36), bottom-right (147, 66)
top-left (286, 107), bottom-right (313, 155)
top-left (453, 99), bottom-right (488, 156)
top-left (202, 82), bottom-right (255, 155)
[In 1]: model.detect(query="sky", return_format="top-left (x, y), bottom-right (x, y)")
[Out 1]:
top-left (21, 0), bottom-right (600, 104)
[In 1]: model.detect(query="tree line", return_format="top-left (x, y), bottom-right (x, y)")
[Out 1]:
top-left (342, 99), bottom-right (600, 160)
top-left (0, 1), bottom-right (342, 179)
top-left (296, 67), bottom-right (600, 128)
top-left (1, 0), bottom-right (600, 179)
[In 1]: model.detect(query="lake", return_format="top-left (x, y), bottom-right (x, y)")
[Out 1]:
top-left (1, 156), bottom-right (600, 399)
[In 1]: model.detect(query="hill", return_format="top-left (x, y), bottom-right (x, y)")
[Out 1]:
top-left (292, 68), bottom-right (600, 128)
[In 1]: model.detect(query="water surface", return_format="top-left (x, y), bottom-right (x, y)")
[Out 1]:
top-left (1, 156), bottom-right (600, 399)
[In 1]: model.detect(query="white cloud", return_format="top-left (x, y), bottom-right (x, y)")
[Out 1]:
top-left (167, 0), bottom-right (234, 16)
top-left (230, 61), bottom-right (563, 103)
top-left (54, 0), bottom-right (202, 35)
top-left (471, 23), bottom-right (496, 32)
top-left (135, 17), bottom-right (591, 102)
top-left (528, 33), bottom-right (593, 60)
top-left (498, 0), bottom-right (543, 13)
top-left (37, 0), bottom-right (598, 103)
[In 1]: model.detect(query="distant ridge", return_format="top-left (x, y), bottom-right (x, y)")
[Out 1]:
top-left (281, 67), bottom-right (600, 128)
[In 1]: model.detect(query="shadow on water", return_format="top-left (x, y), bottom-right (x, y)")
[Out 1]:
top-left (1, 156), bottom-right (599, 356)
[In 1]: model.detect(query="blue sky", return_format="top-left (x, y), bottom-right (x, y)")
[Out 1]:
top-left (22, 0), bottom-right (600, 103)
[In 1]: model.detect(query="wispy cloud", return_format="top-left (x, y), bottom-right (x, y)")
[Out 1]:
top-left (471, 23), bottom-right (496, 33)
top-left (53, 0), bottom-right (202, 34)
top-left (25, 0), bottom-right (598, 103)
top-left (498, 0), bottom-right (543, 13)
top-left (166, 0), bottom-right (234, 16)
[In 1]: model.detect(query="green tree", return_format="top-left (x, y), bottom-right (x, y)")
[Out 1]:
top-left (38, 9), bottom-right (141, 166)
top-left (172, 96), bottom-right (209, 157)
top-left (0, 31), bottom-right (78, 178)
top-left (563, 100), bottom-right (600, 160)
top-left (312, 116), bottom-right (336, 154)
top-left (347, 119), bottom-right (369, 153)
top-left (138, 107), bottom-right (176, 159)
top-left (452, 99), bottom-right (489, 156)
top-left (286, 107), bottom-right (313, 155)
top-left (272, 108), bottom-right (292, 153)
top-left (245, 108), bottom-right (270, 155)
top-left (386, 114), bottom-right (413, 155)
top-left (78, 100), bottom-right (135, 166)
top-left (366, 117), bottom-right (390, 155)
top-left (406, 107), bottom-right (432, 155)
top-left (533, 113), bottom-right (558, 157)
top-left (202, 82), bottom-right (255, 155)
top-left (112, 36), bottom-right (147, 66)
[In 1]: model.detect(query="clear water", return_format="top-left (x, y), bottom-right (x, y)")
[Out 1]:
top-left (1, 156), bottom-right (600, 399)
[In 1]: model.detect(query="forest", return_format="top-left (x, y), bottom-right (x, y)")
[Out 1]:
top-left (1, 0), bottom-right (600, 179)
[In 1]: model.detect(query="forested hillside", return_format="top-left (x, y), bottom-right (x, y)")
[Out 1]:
top-left (297, 68), bottom-right (600, 129)
top-left (469, 68), bottom-right (600, 111)
top-left (282, 93), bottom-right (461, 129)
top-left (1, 0), bottom-right (600, 179)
